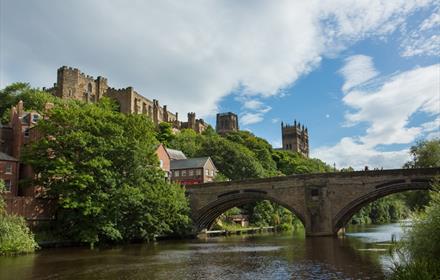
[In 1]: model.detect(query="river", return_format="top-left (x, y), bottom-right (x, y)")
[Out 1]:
top-left (0, 223), bottom-right (406, 280)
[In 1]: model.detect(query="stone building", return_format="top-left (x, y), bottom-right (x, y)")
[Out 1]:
top-left (49, 66), bottom-right (207, 133)
top-left (216, 112), bottom-right (239, 134)
top-left (170, 157), bottom-right (217, 185)
top-left (281, 120), bottom-right (309, 157)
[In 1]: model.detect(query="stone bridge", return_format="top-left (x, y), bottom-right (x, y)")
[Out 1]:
top-left (185, 168), bottom-right (440, 236)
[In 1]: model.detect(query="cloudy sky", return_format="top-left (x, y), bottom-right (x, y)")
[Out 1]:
top-left (1, 0), bottom-right (439, 169)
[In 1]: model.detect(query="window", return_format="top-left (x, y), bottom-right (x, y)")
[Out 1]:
top-left (188, 170), bottom-right (194, 176)
top-left (159, 160), bottom-right (163, 168)
top-left (196, 169), bottom-right (201, 176)
top-left (5, 163), bottom-right (12, 174)
top-left (24, 128), bottom-right (30, 137)
top-left (4, 180), bottom-right (12, 192)
top-left (210, 170), bottom-right (214, 176)
top-left (174, 170), bottom-right (180, 177)
top-left (32, 114), bottom-right (40, 123)
top-left (182, 170), bottom-right (187, 176)
top-left (205, 169), bottom-right (209, 176)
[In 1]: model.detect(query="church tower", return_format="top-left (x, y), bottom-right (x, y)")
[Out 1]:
top-left (216, 112), bottom-right (239, 134)
top-left (281, 120), bottom-right (309, 157)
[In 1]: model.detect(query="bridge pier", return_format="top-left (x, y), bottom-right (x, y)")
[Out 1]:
top-left (304, 186), bottom-right (336, 236)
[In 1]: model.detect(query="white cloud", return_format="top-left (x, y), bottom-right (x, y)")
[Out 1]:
top-left (401, 5), bottom-right (440, 57)
top-left (272, 118), bottom-right (280, 124)
top-left (313, 137), bottom-right (410, 169)
top-left (1, 0), bottom-right (436, 118)
top-left (313, 62), bottom-right (440, 169)
top-left (241, 112), bottom-right (265, 126)
top-left (339, 55), bottom-right (379, 92)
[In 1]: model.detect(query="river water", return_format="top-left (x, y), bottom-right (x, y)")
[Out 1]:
top-left (0, 223), bottom-right (405, 280)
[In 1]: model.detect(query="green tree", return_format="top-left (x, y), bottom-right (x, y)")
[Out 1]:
top-left (404, 139), bottom-right (440, 168)
top-left (0, 83), bottom-right (59, 124)
top-left (156, 122), bottom-right (175, 146)
top-left (169, 129), bottom-right (202, 158)
top-left (403, 139), bottom-right (440, 210)
top-left (22, 99), bottom-right (190, 246)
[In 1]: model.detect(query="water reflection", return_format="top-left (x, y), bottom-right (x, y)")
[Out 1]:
top-left (0, 224), bottom-right (404, 280)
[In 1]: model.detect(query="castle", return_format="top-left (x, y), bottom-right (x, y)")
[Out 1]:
top-left (281, 120), bottom-right (309, 157)
top-left (46, 66), bottom-right (208, 133)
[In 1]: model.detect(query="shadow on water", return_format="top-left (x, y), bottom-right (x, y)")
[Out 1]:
top-left (0, 225), bottom-right (401, 280)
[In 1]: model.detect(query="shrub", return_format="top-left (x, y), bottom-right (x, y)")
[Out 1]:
top-left (0, 181), bottom-right (38, 255)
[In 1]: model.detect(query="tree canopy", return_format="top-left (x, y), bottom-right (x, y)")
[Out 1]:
top-left (22, 98), bottom-right (190, 245)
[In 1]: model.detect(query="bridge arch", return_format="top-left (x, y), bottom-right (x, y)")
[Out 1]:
top-left (193, 191), bottom-right (305, 232)
top-left (332, 179), bottom-right (432, 233)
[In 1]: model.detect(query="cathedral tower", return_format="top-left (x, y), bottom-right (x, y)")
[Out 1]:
top-left (281, 120), bottom-right (309, 157)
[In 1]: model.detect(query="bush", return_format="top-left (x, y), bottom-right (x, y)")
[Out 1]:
top-left (0, 215), bottom-right (39, 255)
top-left (389, 259), bottom-right (440, 280)
top-left (0, 181), bottom-right (38, 255)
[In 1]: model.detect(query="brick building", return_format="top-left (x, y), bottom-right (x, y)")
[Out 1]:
top-left (170, 157), bottom-right (217, 185)
top-left (156, 144), bottom-right (171, 179)
top-left (49, 66), bottom-right (208, 133)
top-left (281, 120), bottom-right (309, 157)
top-left (0, 152), bottom-right (19, 196)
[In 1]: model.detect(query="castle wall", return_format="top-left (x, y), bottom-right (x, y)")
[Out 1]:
top-left (52, 66), bottom-right (199, 131)
top-left (55, 66), bottom-right (109, 102)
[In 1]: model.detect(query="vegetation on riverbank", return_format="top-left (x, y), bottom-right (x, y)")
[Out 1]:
top-left (387, 139), bottom-right (440, 280)
top-left (389, 180), bottom-right (440, 280)
top-left (0, 181), bottom-right (38, 255)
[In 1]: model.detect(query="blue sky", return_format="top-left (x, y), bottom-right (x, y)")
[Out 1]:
top-left (1, 0), bottom-right (439, 169)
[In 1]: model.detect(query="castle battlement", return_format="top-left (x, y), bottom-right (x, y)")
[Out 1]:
top-left (50, 66), bottom-right (208, 134)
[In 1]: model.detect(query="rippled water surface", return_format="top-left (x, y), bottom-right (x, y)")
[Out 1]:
top-left (0, 223), bottom-right (405, 280)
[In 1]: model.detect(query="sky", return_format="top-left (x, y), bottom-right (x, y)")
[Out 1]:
top-left (1, 0), bottom-right (439, 170)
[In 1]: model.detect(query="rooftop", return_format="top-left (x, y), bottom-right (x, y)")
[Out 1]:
top-left (170, 157), bottom-right (214, 170)
top-left (0, 152), bottom-right (18, 162)
top-left (166, 148), bottom-right (187, 160)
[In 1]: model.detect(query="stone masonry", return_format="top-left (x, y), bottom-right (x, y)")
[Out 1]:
top-left (281, 120), bottom-right (309, 157)
top-left (185, 167), bottom-right (440, 236)
top-left (49, 66), bottom-right (208, 132)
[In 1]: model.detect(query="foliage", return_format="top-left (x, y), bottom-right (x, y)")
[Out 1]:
top-left (350, 194), bottom-right (409, 225)
top-left (389, 180), bottom-right (440, 279)
top-left (0, 83), bottom-right (60, 124)
top-left (169, 129), bottom-right (202, 158)
top-left (404, 139), bottom-right (440, 168)
top-left (21, 99), bottom-right (190, 246)
top-left (0, 180), bottom-right (38, 255)
top-left (272, 149), bottom-right (332, 175)
top-left (404, 181), bottom-right (440, 261)
top-left (402, 139), bottom-right (440, 211)
top-left (156, 122), bottom-right (175, 146)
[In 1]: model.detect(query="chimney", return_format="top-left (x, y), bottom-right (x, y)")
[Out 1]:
top-left (17, 100), bottom-right (24, 117)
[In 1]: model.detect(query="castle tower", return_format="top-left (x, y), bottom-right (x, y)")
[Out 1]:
top-left (281, 120), bottom-right (309, 157)
top-left (187, 112), bottom-right (196, 130)
top-left (55, 66), bottom-right (108, 103)
top-left (216, 112), bottom-right (239, 134)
